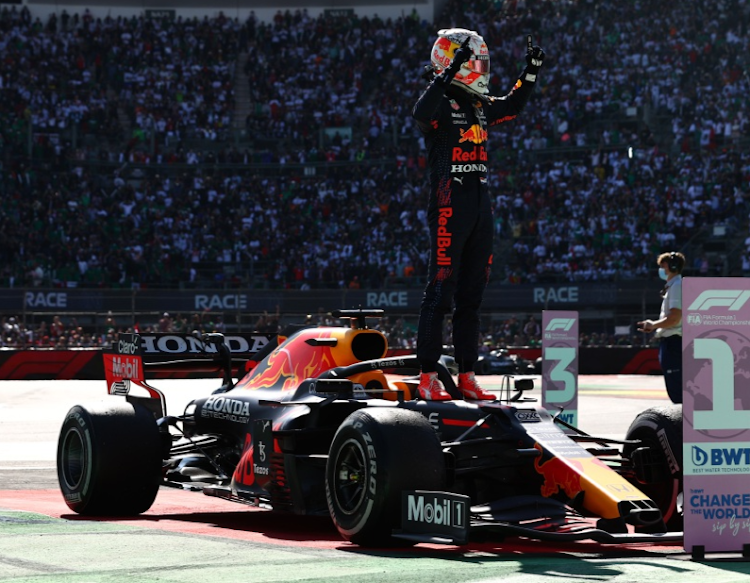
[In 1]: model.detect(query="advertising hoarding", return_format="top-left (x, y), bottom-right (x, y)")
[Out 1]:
top-left (541, 311), bottom-right (579, 427)
top-left (682, 278), bottom-right (750, 554)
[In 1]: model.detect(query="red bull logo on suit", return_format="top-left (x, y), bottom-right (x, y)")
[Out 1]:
top-left (452, 146), bottom-right (487, 162)
top-left (458, 124), bottom-right (487, 144)
top-left (436, 207), bottom-right (453, 266)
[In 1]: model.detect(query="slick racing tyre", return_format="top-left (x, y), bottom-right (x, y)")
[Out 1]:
top-left (326, 408), bottom-right (445, 546)
top-left (57, 400), bottom-right (162, 515)
top-left (624, 405), bottom-right (683, 530)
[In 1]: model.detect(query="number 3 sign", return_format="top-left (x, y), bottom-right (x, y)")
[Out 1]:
top-left (683, 278), bottom-right (750, 554)
top-left (541, 311), bottom-right (578, 428)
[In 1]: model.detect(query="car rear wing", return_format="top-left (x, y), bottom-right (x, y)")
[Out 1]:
top-left (103, 331), bottom-right (277, 416)
top-left (104, 332), bottom-right (277, 379)
top-left (103, 333), bottom-right (148, 396)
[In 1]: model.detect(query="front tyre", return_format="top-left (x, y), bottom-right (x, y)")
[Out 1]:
top-left (57, 400), bottom-right (162, 515)
top-left (624, 405), bottom-right (683, 530)
top-left (326, 408), bottom-right (445, 546)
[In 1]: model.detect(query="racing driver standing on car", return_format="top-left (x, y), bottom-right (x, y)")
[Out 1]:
top-left (413, 29), bottom-right (544, 400)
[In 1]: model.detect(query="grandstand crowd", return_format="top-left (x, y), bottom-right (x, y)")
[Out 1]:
top-left (1, 0), bottom-right (750, 349)
top-left (2, 0), bottom-right (750, 291)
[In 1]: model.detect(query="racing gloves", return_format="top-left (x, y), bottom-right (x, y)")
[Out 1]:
top-left (437, 38), bottom-right (473, 86)
top-left (524, 35), bottom-right (545, 82)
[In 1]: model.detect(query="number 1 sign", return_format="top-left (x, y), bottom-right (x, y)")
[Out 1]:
top-left (683, 278), bottom-right (750, 554)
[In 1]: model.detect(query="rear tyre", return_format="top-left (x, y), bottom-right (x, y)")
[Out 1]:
top-left (623, 405), bottom-right (683, 530)
top-left (326, 407), bottom-right (445, 546)
top-left (57, 400), bottom-right (163, 515)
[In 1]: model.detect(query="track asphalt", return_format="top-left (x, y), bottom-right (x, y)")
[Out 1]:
top-left (2, 377), bottom-right (749, 582)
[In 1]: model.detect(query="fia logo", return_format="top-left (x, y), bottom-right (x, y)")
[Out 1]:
top-left (687, 313), bottom-right (702, 325)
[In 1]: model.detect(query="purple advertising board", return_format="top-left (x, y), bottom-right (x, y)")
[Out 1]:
top-left (683, 278), bottom-right (750, 553)
top-left (541, 310), bottom-right (579, 427)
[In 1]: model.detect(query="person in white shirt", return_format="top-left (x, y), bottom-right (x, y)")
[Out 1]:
top-left (637, 251), bottom-right (685, 404)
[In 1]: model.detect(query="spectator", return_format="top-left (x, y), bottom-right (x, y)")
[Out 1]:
top-left (523, 315), bottom-right (540, 340)
top-left (158, 312), bottom-right (173, 333)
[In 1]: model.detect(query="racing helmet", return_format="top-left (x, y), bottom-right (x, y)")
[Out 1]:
top-left (430, 28), bottom-right (490, 95)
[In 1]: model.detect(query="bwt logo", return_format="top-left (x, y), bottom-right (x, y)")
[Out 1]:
top-left (692, 445), bottom-right (750, 466)
top-left (692, 446), bottom-right (708, 467)
top-left (688, 290), bottom-right (750, 311)
top-left (545, 318), bottom-right (576, 332)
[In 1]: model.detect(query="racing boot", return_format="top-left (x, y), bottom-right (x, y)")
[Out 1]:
top-left (417, 372), bottom-right (451, 401)
top-left (457, 372), bottom-right (496, 400)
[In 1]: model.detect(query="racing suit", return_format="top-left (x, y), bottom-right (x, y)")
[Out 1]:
top-left (413, 69), bottom-right (537, 373)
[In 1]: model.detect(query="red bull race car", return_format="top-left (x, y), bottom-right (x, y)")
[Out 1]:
top-left (56, 309), bottom-right (683, 546)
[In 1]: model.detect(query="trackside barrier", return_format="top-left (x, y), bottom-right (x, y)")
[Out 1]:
top-left (0, 346), bottom-right (662, 381)
top-left (0, 333), bottom-right (276, 380)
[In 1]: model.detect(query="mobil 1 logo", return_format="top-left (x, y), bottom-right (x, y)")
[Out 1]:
top-left (400, 490), bottom-right (469, 545)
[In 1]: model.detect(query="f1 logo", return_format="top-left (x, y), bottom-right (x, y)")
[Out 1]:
top-left (688, 290), bottom-right (750, 311)
top-left (545, 318), bottom-right (576, 332)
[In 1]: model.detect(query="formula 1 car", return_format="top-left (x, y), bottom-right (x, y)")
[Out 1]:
top-left (56, 309), bottom-right (683, 546)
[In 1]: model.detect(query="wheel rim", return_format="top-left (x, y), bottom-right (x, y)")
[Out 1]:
top-left (61, 428), bottom-right (86, 490)
top-left (332, 438), bottom-right (368, 516)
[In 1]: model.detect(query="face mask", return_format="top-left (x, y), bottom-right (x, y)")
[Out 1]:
top-left (658, 267), bottom-right (668, 281)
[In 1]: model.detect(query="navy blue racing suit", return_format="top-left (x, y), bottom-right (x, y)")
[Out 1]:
top-left (412, 71), bottom-right (537, 373)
